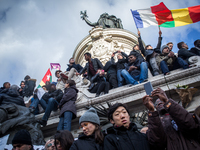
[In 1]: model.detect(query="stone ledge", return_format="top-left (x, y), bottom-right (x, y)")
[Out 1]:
top-left (36, 66), bottom-right (200, 138)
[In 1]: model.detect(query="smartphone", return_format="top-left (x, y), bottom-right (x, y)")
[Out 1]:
top-left (144, 82), bottom-right (153, 95)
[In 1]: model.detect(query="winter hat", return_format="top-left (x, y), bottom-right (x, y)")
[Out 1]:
top-left (161, 45), bottom-right (169, 53)
top-left (79, 107), bottom-right (100, 125)
top-left (12, 129), bottom-right (32, 145)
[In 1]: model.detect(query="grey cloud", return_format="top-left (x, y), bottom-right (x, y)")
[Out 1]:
top-left (0, 0), bottom-right (199, 86)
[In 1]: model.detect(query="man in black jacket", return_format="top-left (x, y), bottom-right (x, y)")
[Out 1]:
top-left (103, 60), bottom-right (118, 89)
top-left (177, 41), bottom-right (196, 63)
top-left (190, 39), bottom-right (200, 56)
top-left (138, 31), bottom-right (162, 76)
top-left (104, 103), bottom-right (150, 150)
top-left (0, 82), bottom-right (10, 93)
top-left (78, 53), bottom-right (103, 81)
top-left (22, 75), bottom-right (36, 103)
top-left (111, 51), bottom-right (129, 87)
top-left (66, 58), bottom-right (83, 80)
top-left (38, 84), bottom-right (63, 127)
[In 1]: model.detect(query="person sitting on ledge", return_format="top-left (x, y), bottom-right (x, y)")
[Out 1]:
top-left (138, 30), bottom-right (162, 76)
top-left (66, 57), bottom-right (83, 80)
top-left (156, 45), bottom-right (188, 75)
top-left (88, 69), bottom-right (109, 97)
top-left (78, 52), bottom-right (103, 81)
top-left (123, 52), bottom-right (148, 84)
top-left (0, 82), bottom-right (11, 93)
top-left (178, 41), bottom-right (197, 64)
top-left (190, 39), bottom-right (200, 56)
top-left (37, 83), bottom-right (63, 127)
top-left (111, 50), bottom-right (128, 87)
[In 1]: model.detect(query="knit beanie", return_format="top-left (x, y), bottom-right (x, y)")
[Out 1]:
top-left (12, 129), bottom-right (32, 145)
top-left (79, 107), bottom-right (100, 125)
top-left (161, 45), bottom-right (169, 53)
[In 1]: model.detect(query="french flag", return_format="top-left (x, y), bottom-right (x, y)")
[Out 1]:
top-left (131, 2), bottom-right (172, 28)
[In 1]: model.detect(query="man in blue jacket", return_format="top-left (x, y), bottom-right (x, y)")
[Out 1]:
top-left (121, 53), bottom-right (148, 86)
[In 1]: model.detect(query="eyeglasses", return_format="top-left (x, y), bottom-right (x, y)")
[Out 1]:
top-left (13, 144), bottom-right (24, 149)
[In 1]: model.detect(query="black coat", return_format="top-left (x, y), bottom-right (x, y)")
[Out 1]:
top-left (70, 133), bottom-right (103, 150)
top-left (42, 89), bottom-right (63, 103)
top-left (79, 58), bottom-right (103, 80)
top-left (147, 99), bottom-right (200, 150)
top-left (88, 73), bottom-right (107, 91)
top-left (111, 52), bottom-right (128, 70)
top-left (59, 85), bottom-right (78, 119)
top-left (0, 89), bottom-right (25, 106)
top-left (103, 60), bottom-right (117, 76)
top-left (190, 47), bottom-right (200, 56)
top-left (178, 48), bottom-right (196, 62)
top-left (104, 123), bottom-right (150, 150)
top-left (66, 63), bottom-right (83, 73)
top-left (22, 79), bottom-right (36, 97)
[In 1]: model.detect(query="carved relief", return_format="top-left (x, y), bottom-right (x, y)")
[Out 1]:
top-left (82, 27), bottom-right (126, 66)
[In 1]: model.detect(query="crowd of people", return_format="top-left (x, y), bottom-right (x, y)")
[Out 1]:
top-left (10, 88), bottom-right (200, 150)
top-left (1, 33), bottom-right (200, 150)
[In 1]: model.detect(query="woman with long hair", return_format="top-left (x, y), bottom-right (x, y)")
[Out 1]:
top-left (70, 107), bottom-right (104, 150)
top-left (54, 130), bottom-right (74, 150)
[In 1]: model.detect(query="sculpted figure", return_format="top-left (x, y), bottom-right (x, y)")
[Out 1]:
top-left (80, 10), bottom-right (123, 29)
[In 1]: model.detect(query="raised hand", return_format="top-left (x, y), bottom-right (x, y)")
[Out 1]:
top-left (143, 95), bottom-right (155, 112)
top-left (151, 88), bottom-right (168, 103)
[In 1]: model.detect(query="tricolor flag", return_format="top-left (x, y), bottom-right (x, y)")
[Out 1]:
top-left (37, 68), bottom-right (52, 88)
top-left (131, 2), bottom-right (200, 28)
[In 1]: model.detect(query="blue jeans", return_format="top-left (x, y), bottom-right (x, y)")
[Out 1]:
top-left (29, 98), bottom-right (39, 115)
top-left (57, 111), bottom-right (73, 131)
top-left (121, 69), bottom-right (138, 85)
top-left (138, 62), bottom-right (148, 83)
top-left (117, 69), bottom-right (124, 87)
top-left (160, 57), bottom-right (188, 75)
top-left (40, 98), bottom-right (58, 121)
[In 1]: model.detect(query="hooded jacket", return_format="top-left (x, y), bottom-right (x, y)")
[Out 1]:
top-left (59, 85), bottom-right (78, 119)
top-left (104, 123), bottom-right (150, 150)
top-left (111, 52), bottom-right (128, 70)
top-left (147, 99), bottom-right (200, 150)
top-left (70, 133), bottom-right (103, 150)
top-left (0, 89), bottom-right (25, 106)
top-left (66, 63), bottom-right (83, 73)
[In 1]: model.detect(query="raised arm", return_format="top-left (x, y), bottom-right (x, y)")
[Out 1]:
top-left (138, 31), bottom-right (146, 56)
top-left (143, 95), bottom-right (167, 149)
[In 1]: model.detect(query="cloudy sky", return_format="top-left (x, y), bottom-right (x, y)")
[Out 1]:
top-left (0, 0), bottom-right (199, 87)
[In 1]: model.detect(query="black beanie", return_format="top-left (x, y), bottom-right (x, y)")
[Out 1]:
top-left (12, 129), bottom-right (32, 145)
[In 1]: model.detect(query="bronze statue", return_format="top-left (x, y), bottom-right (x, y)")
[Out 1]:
top-left (0, 104), bottom-right (45, 145)
top-left (80, 10), bottom-right (123, 29)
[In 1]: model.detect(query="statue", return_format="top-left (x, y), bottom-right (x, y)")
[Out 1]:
top-left (80, 10), bottom-right (123, 29)
top-left (0, 104), bottom-right (45, 145)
